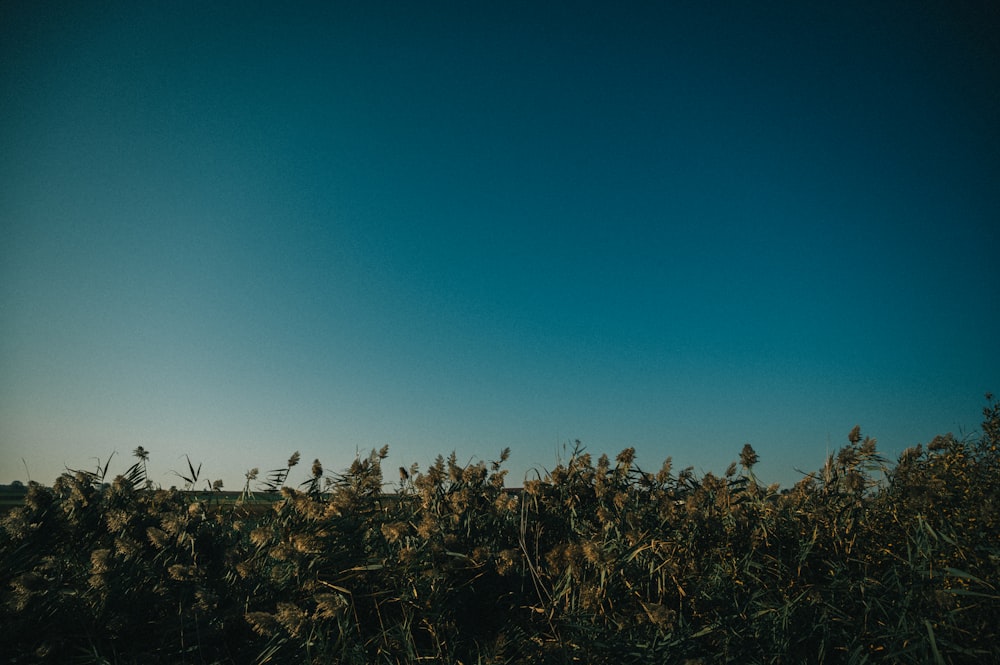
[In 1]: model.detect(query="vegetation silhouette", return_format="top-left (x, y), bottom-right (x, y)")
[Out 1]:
top-left (1, 397), bottom-right (998, 663)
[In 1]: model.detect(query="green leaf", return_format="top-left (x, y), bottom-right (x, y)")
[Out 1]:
top-left (925, 620), bottom-right (945, 665)
top-left (945, 567), bottom-right (994, 589)
top-left (691, 625), bottom-right (714, 638)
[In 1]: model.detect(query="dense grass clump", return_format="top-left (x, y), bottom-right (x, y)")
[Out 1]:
top-left (2, 397), bottom-right (998, 663)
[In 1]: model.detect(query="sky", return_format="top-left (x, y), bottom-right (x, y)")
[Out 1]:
top-left (2, 1), bottom-right (998, 492)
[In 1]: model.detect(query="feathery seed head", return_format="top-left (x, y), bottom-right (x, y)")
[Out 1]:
top-left (276, 602), bottom-right (307, 637)
top-left (146, 526), bottom-right (170, 548)
top-left (245, 612), bottom-right (280, 637)
top-left (90, 549), bottom-right (112, 573)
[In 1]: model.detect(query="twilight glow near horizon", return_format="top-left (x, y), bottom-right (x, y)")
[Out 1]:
top-left (2, 1), bottom-right (998, 491)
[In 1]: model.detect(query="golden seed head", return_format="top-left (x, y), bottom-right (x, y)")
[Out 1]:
top-left (616, 447), bottom-right (636, 467)
top-left (276, 602), bottom-right (307, 637)
top-left (245, 612), bottom-right (280, 637)
top-left (90, 549), bottom-right (112, 573)
top-left (314, 593), bottom-right (347, 620)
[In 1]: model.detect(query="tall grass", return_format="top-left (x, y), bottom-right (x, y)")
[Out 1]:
top-left (2, 397), bottom-right (997, 663)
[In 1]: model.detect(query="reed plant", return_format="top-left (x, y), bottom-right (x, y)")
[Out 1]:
top-left (1, 397), bottom-right (997, 663)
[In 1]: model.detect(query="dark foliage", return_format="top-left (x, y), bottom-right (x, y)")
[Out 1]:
top-left (2, 399), bottom-right (998, 663)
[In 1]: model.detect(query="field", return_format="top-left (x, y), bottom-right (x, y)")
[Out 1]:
top-left (0, 485), bottom-right (27, 514)
top-left (2, 397), bottom-right (998, 664)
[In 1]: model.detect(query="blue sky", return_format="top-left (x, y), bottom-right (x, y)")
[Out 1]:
top-left (2, 1), bottom-right (998, 491)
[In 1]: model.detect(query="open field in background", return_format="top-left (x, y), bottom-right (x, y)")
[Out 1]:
top-left (0, 487), bottom-right (281, 514)
top-left (0, 486), bottom-right (27, 514)
top-left (2, 397), bottom-right (998, 664)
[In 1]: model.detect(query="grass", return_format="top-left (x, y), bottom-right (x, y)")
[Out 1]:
top-left (1, 397), bottom-right (998, 664)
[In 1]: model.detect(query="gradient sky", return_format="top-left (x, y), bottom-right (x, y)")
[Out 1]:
top-left (2, 1), bottom-right (998, 491)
